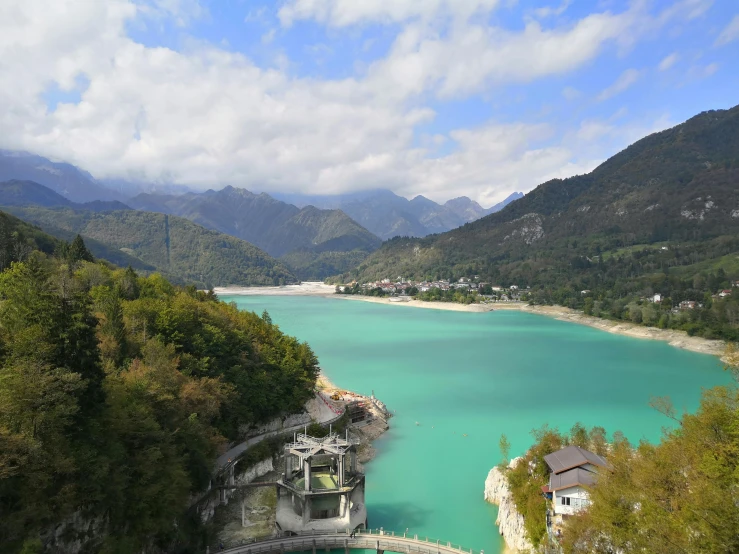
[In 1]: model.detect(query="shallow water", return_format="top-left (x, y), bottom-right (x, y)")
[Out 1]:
top-left (221, 295), bottom-right (733, 553)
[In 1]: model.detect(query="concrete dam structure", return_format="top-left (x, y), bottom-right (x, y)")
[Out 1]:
top-left (276, 432), bottom-right (366, 533)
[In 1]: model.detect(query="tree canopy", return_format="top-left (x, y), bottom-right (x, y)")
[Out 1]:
top-left (0, 236), bottom-right (319, 553)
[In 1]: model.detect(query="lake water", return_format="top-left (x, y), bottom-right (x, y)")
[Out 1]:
top-left (221, 295), bottom-right (732, 554)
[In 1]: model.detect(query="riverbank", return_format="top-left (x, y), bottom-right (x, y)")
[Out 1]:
top-left (335, 294), bottom-right (496, 312)
top-left (214, 282), bottom-right (336, 296)
top-left (315, 372), bottom-right (391, 467)
top-left (215, 285), bottom-right (727, 361)
top-left (518, 304), bottom-right (727, 360)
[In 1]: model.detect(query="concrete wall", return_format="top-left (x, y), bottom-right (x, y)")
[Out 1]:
top-left (198, 457), bottom-right (276, 523)
top-left (553, 485), bottom-right (590, 516)
top-left (240, 411), bottom-right (312, 438)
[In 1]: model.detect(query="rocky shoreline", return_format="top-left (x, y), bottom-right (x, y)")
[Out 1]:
top-left (483, 458), bottom-right (533, 553)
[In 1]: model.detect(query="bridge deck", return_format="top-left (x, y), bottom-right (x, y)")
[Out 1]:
top-left (219, 531), bottom-right (480, 554)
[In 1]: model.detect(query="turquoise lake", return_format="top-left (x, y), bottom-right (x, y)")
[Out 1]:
top-left (221, 295), bottom-right (733, 554)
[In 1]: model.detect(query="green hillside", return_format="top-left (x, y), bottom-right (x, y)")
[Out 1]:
top-left (0, 240), bottom-right (318, 553)
top-left (339, 105), bottom-right (739, 339)
top-left (129, 186), bottom-right (381, 279)
top-left (3, 206), bottom-right (296, 288)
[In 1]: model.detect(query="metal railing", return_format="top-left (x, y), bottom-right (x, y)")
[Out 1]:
top-left (215, 528), bottom-right (482, 554)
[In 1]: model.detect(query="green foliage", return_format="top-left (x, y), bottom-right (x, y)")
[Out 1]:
top-left (129, 187), bottom-right (381, 279)
top-left (498, 434), bottom-right (511, 468)
top-left (506, 424), bottom-right (621, 548)
top-left (3, 206), bottom-right (296, 288)
top-left (0, 247), bottom-right (319, 551)
top-left (337, 106), bottom-right (739, 339)
top-left (280, 249), bottom-right (371, 281)
top-left (562, 386), bottom-right (739, 554)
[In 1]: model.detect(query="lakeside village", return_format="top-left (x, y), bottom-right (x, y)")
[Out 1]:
top-left (335, 277), bottom-right (530, 304)
top-left (335, 276), bottom-right (739, 310)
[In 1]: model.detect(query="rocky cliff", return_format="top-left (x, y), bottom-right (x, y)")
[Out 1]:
top-left (483, 458), bottom-right (534, 553)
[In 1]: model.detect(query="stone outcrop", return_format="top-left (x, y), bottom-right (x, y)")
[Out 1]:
top-left (484, 458), bottom-right (534, 553)
top-left (39, 510), bottom-right (108, 554)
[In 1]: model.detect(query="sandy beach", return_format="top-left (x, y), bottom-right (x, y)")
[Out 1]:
top-left (213, 282), bottom-right (336, 296)
top-left (214, 285), bottom-right (728, 360)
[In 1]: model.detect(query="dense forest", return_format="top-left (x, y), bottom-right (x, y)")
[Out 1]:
top-left (0, 228), bottom-right (319, 553)
top-left (501, 364), bottom-right (739, 553)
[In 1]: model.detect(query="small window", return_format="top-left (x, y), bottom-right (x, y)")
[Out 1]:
top-left (560, 497), bottom-right (571, 506)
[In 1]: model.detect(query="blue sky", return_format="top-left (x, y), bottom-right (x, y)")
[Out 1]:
top-left (2, 0), bottom-right (738, 205)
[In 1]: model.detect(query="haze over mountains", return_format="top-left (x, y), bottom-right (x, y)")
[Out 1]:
top-left (0, 150), bottom-right (523, 281)
top-left (273, 189), bottom-right (523, 240)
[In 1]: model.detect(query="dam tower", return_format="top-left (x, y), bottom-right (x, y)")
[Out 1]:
top-left (276, 431), bottom-right (367, 533)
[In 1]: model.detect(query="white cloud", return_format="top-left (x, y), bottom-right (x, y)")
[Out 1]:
top-left (365, 12), bottom-right (636, 101)
top-left (703, 62), bottom-right (720, 76)
top-left (531, 0), bottom-right (572, 19)
top-left (562, 86), bottom-right (581, 101)
top-left (715, 14), bottom-right (739, 46)
top-left (0, 0), bottom-right (706, 207)
top-left (597, 68), bottom-right (641, 101)
top-left (278, 0), bottom-right (502, 27)
top-left (135, 0), bottom-right (207, 26)
top-left (658, 52), bottom-right (679, 71)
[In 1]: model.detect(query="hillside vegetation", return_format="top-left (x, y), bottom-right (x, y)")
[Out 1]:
top-left (0, 233), bottom-right (319, 553)
top-left (2, 206), bottom-right (296, 288)
top-left (340, 105), bottom-right (739, 339)
top-left (129, 186), bottom-right (381, 279)
top-left (503, 378), bottom-right (739, 553)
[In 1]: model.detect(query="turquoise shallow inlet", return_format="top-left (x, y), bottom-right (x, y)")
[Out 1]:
top-left (221, 295), bottom-right (733, 554)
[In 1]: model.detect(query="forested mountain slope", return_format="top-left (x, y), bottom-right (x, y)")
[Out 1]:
top-left (0, 239), bottom-right (319, 553)
top-left (3, 205), bottom-right (295, 288)
top-left (347, 105), bottom-right (739, 282)
top-left (341, 105), bottom-right (739, 338)
top-left (129, 186), bottom-right (381, 279)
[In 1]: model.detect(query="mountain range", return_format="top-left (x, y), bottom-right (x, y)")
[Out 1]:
top-left (272, 189), bottom-right (523, 240)
top-left (339, 105), bottom-right (739, 285)
top-left (0, 151), bottom-right (522, 281)
top-left (2, 200), bottom-right (296, 288)
top-left (0, 151), bottom-right (124, 203)
top-left (127, 186), bottom-right (382, 279)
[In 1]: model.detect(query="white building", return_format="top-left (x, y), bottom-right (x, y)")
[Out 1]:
top-left (543, 445), bottom-right (608, 516)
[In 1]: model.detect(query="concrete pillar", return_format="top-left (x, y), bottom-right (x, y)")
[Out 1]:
top-left (344, 539), bottom-right (349, 554)
top-left (304, 457), bottom-right (312, 491)
top-left (303, 497), bottom-right (311, 524)
top-left (338, 454), bottom-right (345, 487)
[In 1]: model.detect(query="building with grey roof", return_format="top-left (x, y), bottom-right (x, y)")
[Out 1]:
top-left (543, 445), bottom-right (607, 517)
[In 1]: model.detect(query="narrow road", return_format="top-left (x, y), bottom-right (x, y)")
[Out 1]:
top-left (215, 392), bottom-right (343, 472)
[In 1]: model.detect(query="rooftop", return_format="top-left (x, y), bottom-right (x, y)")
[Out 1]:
top-left (548, 467), bottom-right (598, 491)
top-left (544, 445), bottom-right (608, 474)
